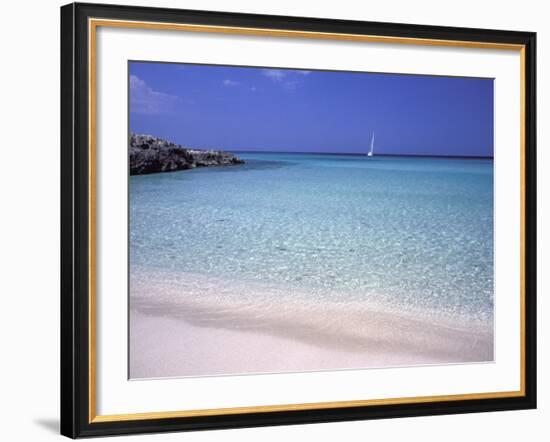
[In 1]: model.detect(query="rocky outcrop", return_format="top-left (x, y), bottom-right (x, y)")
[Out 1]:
top-left (129, 133), bottom-right (244, 175)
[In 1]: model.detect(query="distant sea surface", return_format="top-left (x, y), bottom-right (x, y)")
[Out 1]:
top-left (130, 152), bottom-right (493, 331)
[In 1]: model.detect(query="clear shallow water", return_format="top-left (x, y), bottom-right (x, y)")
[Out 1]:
top-left (130, 153), bottom-right (493, 328)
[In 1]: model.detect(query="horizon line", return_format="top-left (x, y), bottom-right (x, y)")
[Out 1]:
top-left (229, 150), bottom-right (494, 159)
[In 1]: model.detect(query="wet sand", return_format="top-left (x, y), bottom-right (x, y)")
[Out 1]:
top-left (129, 272), bottom-right (493, 379)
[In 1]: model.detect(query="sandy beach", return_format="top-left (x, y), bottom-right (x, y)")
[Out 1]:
top-left (129, 272), bottom-right (493, 379)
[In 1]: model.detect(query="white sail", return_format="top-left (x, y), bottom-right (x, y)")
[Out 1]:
top-left (367, 131), bottom-right (375, 157)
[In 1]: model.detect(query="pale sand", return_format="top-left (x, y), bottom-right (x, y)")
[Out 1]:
top-left (129, 272), bottom-right (493, 379)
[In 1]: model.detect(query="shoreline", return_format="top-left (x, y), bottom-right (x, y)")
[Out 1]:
top-left (129, 271), bottom-right (494, 379)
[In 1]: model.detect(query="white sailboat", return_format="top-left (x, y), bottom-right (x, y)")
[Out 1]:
top-left (367, 131), bottom-right (375, 157)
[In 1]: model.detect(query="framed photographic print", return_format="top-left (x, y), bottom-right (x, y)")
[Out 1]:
top-left (60, 2), bottom-right (537, 438)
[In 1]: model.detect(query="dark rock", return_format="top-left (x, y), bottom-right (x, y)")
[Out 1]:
top-left (129, 133), bottom-right (244, 175)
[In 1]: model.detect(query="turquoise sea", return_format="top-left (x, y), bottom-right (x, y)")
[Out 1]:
top-left (130, 152), bottom-right (494, 330)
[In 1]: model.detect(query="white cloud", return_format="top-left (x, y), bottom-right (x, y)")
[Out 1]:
top-left (261, 68), bottom-right (311, 90)
top-left (222, 79), bottom-right (240, 87)
top-left (261, 69), bottom-right (288, 82)
top-left (129, 75), bottom-right (179, 115)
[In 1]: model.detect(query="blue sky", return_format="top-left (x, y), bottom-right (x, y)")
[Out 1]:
top-left (129, 61), bottom-right (494, 157)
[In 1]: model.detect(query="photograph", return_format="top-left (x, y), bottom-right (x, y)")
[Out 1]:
top-left (128, 61), bottom-right (495, 379)
top-left (56, 1), bottom-right (537, 438)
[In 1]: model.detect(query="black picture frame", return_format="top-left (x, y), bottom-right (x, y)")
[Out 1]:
top-left (61, 2), bottom-right (537, 438)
